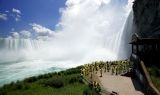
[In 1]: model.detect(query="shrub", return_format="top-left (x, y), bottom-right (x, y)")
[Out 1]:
top-left (24, 84), bottom-right (30, 90)
top-left (83, 86), bottom-right (97, 95)
top-left (44, 78), bottom-right (65, 88)
top-left (16, 80), bottom-right (20, 83)
top-left (148, 66), bottom-right (160, 91)
top-left (16, 83), bottom-right (23, 90)
top-left (38, 73), bottom-right (56, 79)
top-left (78, 78), bottom-right (83, 84)
top-left (0, 89), bottom-right (7, 95)
top-left (52, 78), bottom-right (64, 88)
top-left (69, 75), bottom-right (78, 84)
top-left (9, 81), bottom-right (14, 86)
top-left (38, 74), bottom-right (44, 79)
top-left (24, 76), bottom-right (37, 83)
top-left (69, 76), bottom-right (77, 84)
top-left (83, 86), bottom-right (92, 95)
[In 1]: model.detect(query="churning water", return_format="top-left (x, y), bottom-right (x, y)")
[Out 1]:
top-left (0, 10), bottom-right (134, 86)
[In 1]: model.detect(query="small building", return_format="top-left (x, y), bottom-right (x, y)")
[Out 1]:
top-left (129, 33), bottom-right (160, 56)
top-left (129, 33), bottom-right (160, 95)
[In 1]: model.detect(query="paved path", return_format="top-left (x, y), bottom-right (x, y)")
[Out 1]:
top-left (92, 71), bottom-right (145, 95)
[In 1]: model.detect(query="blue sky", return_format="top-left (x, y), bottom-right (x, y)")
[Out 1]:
top-left (0, 0), bottom-right (66, 38)
top-left (0, 0), bottom-right (133, 40)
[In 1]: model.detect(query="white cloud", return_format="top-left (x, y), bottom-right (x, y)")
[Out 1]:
top-left (65, 0), bottom-right (110, 7)
top-left (20, 30), bottom-right (31, 38)
top-left (11, 28), bottom-right (14, 31)
top-left (7, 36), bottom-right (12, 39)
top-left (56, 0), bottom-right (127, 38)
top-left (124, 0), bottom-right (134, 17)
top-left (99, 20), bottom-right (110, 27)
top-left (12, 8), bottom-right (21, 14)
top-left (14, 14), bottom-right (21, 22)
top-left (101, 0), bottom-right (110, 5)
top-left (30, 23), bottom-right (55, 39)
top-left (10, 14), bottom-right (14, 17)
top-left (17, 14), bottom-right (21, 17)
top-left (10, 32), bottom-right (20, 38)
top-left (15, 18), bottom-right (20, 22)
top-left (5, 10), bottom-right (9, 13)
top-left (0, 13), bottom-right (7, 20)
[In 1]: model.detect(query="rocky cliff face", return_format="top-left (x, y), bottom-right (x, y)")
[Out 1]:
top-left (133, 0), bottom-right (160, 38)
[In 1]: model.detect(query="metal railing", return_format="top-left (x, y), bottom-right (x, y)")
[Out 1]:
top-left (82, 76), bottom-right (111, 95)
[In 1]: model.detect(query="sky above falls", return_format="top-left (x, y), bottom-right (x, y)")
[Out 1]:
top-left (0, 0), bottom-right (134, 40)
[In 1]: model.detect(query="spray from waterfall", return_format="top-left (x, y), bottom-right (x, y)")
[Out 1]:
top-left (0, 10), bottom-right (134, 64)
top-left (0, 6), bottom-right (134, 87)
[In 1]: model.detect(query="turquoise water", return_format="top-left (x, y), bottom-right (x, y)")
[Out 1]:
top-left (0, 10), bottom-right (134, 88)
top-left (0, 60), bottom-right (80, 87)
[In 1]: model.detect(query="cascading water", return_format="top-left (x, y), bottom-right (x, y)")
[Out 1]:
top-left (0, 38), bottom-right (45, 51)
top-left (104, 10), bottom-right (134, 60)
top-left (0, 10), bottom-right (134, 86)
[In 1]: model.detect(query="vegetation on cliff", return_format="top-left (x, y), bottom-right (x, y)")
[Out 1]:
top-left (0, 66), bottom-right (97, 95)
top-left (147, 66), bottom-right (160, 91)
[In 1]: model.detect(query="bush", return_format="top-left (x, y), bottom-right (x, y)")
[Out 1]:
top-left (69, 75), bottom-right (77, 84)
top-left (44, 78), bottom-right (65, 88)
top-left (9, 81), bottom-right (15, 86)
top-left (83, 86), bottom-right (92, 95)
top-left (148, 65), bottom-right (160, 91)
top-left (0, 89), bottom-right (7, 95)
top-left (24, 76), bottom-right (37, 83)
top-left (78, 78), bottom-right (83, 84)
top-left (69, 75), bottom-right (80, 84)
top-left (38, 72), bottom-right (56, 79)
top-left (16, 83), bottom-right (23, 90)
top-left (64, 66), bottom-right (82, 75)
top-left (24, 84), bottom-right (30, 90)
top-left (83, 86), bottom-right (97, 95)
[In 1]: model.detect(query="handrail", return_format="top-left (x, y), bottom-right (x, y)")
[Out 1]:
top-left (82, 76), bottom-right (110, 95)
top-left (140, 61), bottom-right (160, 95)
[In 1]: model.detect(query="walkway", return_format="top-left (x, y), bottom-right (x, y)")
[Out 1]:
top-left (92, 71), bottom-right (145, 95)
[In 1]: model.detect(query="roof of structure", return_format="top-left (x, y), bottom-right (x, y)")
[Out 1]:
top-left (129, 33), bottom-right (160, 45)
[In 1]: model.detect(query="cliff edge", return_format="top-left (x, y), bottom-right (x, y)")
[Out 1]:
top-left (133, 0), bottom-right (160, 38)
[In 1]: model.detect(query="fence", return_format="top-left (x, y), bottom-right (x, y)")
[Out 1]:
top-left (82, 76), bottom-right (111, 95)
top-left (130, 54), bottom-right (160, 95)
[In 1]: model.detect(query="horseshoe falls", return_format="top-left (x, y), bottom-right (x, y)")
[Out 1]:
top-left (0, 11), bottom-right (134, 87)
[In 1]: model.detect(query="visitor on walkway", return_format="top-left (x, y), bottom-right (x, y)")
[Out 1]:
top-left (100, 68), bottom-right (103, 77)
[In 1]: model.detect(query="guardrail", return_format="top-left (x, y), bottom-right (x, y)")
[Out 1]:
top-left (82, 76), bottom-right (111, 95)
top-left (130, 54), bottom-right (160, 95)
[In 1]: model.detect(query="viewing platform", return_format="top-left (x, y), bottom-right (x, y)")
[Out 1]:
top-left (81, 61), bottom-right (145, 95)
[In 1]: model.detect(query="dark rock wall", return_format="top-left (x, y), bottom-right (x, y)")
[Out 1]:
top-left (133, 0), bottom-right (160, 38)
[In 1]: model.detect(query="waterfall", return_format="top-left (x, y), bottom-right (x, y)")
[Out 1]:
top-left (0, 11), bottom-right (134, 63)
top-left (0, 10), bottom-right (134, 87)
top-left (0, 38), bottom-right (45, 51)
top-left (104, 10), bottom-right (134, 60)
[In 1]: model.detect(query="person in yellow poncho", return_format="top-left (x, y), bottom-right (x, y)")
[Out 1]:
top-left (82, 68), bottom-right (85, 76)
top-left (90, 71), bottom-right (93, 79)
top-left (95, 62), bottom-right (98, 74)
top-left (96, 82), bottom-right (101, 92)
top-left (100, 68), bottom-right (103, 77)
top-left (115, 66), bottom-right (118, 75)
top-left (93, 81), bottom-right (97, 89)
top-left (92, 65), bottom-right (94, 73)
top-left (111, 65), bottom-right (114, 75)
top-left (104, 63), bottom-right (107, 72)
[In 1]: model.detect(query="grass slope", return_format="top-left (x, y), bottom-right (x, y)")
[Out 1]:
top-left (0, 65), bottom-right (97, 95)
